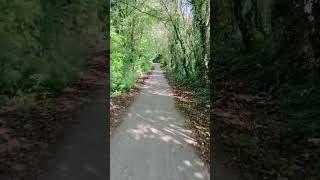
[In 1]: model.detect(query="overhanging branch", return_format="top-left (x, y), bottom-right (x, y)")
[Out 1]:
top-left (118, 0), bottom-right (166, 23)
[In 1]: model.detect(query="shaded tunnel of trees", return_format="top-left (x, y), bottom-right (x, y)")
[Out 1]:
top-left (210, 0), bottom-right (320, 179)
top-left (1, 0), bottom-right (319, 179)
top-left (110, 0), bottom-right (209, 97)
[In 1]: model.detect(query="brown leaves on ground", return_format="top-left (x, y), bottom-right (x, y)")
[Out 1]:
top-left (0, 53), bottom-right (107, 179)
top-left (163, 72), bottom-right (210, 167)
top-left (213, 79), bottom-right (312, 179)
top-left (110, 69), bottom-right (154, 136)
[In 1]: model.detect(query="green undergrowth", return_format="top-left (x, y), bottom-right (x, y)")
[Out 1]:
top-left (110, 66), bottom-right (152, 97)
top-left (110, 25), bottom-right (154, 97)
top-left (0, 0), bottom-right (108, 110)
top-left (164, 66), bottom-right (210, 108)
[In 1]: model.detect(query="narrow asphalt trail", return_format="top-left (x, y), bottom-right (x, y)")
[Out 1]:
top-left (110, 64), bottom-right (210, 180)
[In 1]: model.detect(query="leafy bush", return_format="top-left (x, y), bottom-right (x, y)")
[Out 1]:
top-left (0, 0), bottom-right (108, 109)
top-left (110, 10), bottom-right (156, 96)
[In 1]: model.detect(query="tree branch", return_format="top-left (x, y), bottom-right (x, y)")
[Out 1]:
top-left (118, 0), bottom-right (165, 22)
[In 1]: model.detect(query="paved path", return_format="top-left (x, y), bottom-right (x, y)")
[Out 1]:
top-left (110, 64), bottom-right (210, 180)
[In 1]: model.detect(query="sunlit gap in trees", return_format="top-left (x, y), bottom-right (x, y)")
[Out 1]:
top-left (111, 0), bottom-right (209, 97)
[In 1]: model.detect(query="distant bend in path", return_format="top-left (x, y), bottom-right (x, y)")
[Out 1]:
top-left (110, 63), bottom-right (210, 180)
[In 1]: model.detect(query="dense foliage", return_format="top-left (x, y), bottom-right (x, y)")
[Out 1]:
top-left (211, 0), bottom-right (320, 178)
top-left (110, 0), bottom-right (159, 95)
top-left (160, 0), bottom-right (209, 90)
top-left (0, 0), bottom-right (108, 108)
top-left (213, 0), bottom-right (320, 139)
top-left (111, 0), bottom-right (210, 100)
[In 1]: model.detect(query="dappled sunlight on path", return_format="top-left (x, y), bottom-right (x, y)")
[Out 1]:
top-left (110, 64), bottom-right (209, 180)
